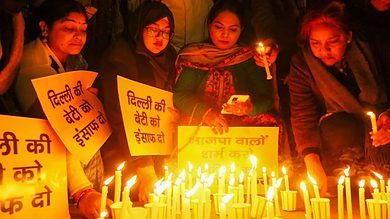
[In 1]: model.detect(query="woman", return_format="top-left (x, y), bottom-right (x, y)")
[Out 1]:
top-left (98, 1), bottom-right (177, 203)
top-left (173, 0), bottom-right (285, 146)
top-left (287, 1), bottom-right (390, 195)
top-left (14, 0), bottom-right (109, 217)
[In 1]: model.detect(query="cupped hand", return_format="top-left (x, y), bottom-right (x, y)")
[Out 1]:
top-left (372, 111), bottom-right (390, 146)
top-left (254, 38), bottom-right (279, 67)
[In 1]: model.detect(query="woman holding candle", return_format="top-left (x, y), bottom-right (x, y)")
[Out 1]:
top-left (287, 1), bottom-right (390, 195)
top-left (173, 0), bottom-right (288, 156)
top-left (99, 1), bottom-right (177, 204)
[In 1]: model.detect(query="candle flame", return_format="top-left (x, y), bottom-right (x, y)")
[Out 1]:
top-left (266, 186), bottom-right (275, 201)
top-left (230, 163), bottom-right (236, 173)
top-left (249, 167), bottom-right (253, 176)
top-left (219, 166), bottom-right (227, 177)
top-left (307, 173), bottom-right (317, 185)
top-left (188, 162), bottom-right (193, 172)
top-left (204, 163), bottom-right (209, 171)
top-left (221, 194), bottom-right (234, 204)
top-left (154, 178), bottom-right (164, 188)
top-left (262, 166), bottom-right (267, 173)
top-left (338, 175), bottom-right (345, 185)
top-left (229, 177), bottom-right (235, 186)
top-left (370, 179), bottom-right (378, 189)
top-left (164, 165), bottom-right (168, 171)
top-left (155, 180), bottom-right (171, 195)
top-left (104, 176), bottom-right (114, 185)
top-left (206, 173), bottom-right (215, 187)
top-left (359, 179), bottom-right (365, 188)
top-left (197, 166), bottom-right (201, 177)
top-left (367, 111), bottom-right (374, 116)
top-left (271, 171), bottom-right (275, 178)
top-left (372, 171), bottom-right (383, 180)
top-left (258, 42), bottom-right (264, 48)
top-left (300, 182), bottom-right (307, 191)
top-left (116, 161), bottom-right (126, 171)
top-left (185, 183), bottom-right (200, 197)
top-left (100, 211), bottom-right (108, 218)
top-left (179, 169), bottom-right (186, 179)
top-left (275, 178), bottom-right (283, 188)
top-left (388, 179), bottom-right (390, 187)
top-left (126, 175), bottom-right (137, 188)
top-left (167, 173), bottom-right (173, 181)
top-left (249, 155), bottom-right (257, 169)
top-left (344, 166), bottom-right (350, 177)
top-left (239, 171), bottom-right (244, 184)
top-left (174, 178), bottom-right (182, 185)
top-left (282, 166), bottom-right (287, 175)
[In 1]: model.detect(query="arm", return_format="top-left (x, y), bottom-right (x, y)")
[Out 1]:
top-left (0, 12), bottom-right (24, 94)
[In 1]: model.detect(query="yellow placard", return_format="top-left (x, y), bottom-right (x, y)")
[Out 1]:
top-left (0, 115), bottom-right (69, 218)
top-left (31, 70), bottom-right (112, 163)
top-left (117, 76), bottom-right (175, 155)
top-left (178, 126), bottom-right (278, 192)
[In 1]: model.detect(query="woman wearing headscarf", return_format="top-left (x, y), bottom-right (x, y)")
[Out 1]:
top-left (98, 1), bottom-right (176, 203)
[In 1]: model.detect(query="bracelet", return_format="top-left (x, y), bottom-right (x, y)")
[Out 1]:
top-left (75, 188), bottom-right (95, 208)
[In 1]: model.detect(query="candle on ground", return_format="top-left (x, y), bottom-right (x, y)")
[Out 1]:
top-left (373, 171), bottom-right (385, 199)
top-left (188, 162), bottom-right (193, 189)
top-left (183, 183), bottom-right (200, 219)
top-left (263, 167), bottom-right (268, 195)
top-left (238, 171), bottom-right (245, 203)
top-left (308, 173), bottom-right (320, 198)
top-left (282, 166), bottom-right (289, 191)
top-left (205, 174), bottom-right (215, 219)
top-left (121, 176), bottom-right (137, 218)
top-left (100, 176), bottom-right (114, 216)
top-left (338, 175), bottom-right (345, 219)
top-left (249, 155), bottom-right (257, 207)
top-left (220, 194), bottom-right (234, 219)
top-left (266, 186), bottom-right (275, 218)
top-left (273, 177), bottom-right (283, 217)
top-left (359, 180), bottom-right (366, 219)
top-left (97, 211), bottom-right (108, 219)
top-left (114, 161), bottom-right (125, 203)
top-left (246, 168), bottom-right (252, 204)
top-left (371, 179), bottom-right (380, 200)
top-left (257, 42), bottom-right (272, 80)
top-left (218, 166), bottom-right (226, 194)
top-left (367, 111), bottom-right (378, 134)
top-left (230, 163), bottom-right (236, 184)
top-left (300, 182), bottom-right (312, 219)
top-left (344, 167), bottom-right (352, 219)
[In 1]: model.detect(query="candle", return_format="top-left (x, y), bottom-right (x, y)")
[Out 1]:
top-left (308, 173), bottom-right (320, 198)
top-left (172, 178), bottom-right (181, 218)
top-left (359, 180), bottom-right (366, 219)
top-left (114, 161), bottom-right (125, 203)
top-left (387, 180), bottom-right (390, 219)
top-left (300, 182), bottom-right (312, 219)
top-left (338, 175), bottom-right (345, 219)
top-left (220, 194), bottom-right (234, 219)
top-left (97, 211), bottom-right (108, 219)
top-left (238, 171), bottom-right (244, 203)
top-left (373, 171), bottom-right (385, 199)
top-left (246, 168), bottom-right (252, 204)
top-left (344, 167), bottom-right (352, 219)
top-left (100, 176), bottom-right (114, 215)
top-left (249, 155), bottom-right (257, 207)
top-left (263, 167), bottom-right (268, 195)
top-left (188, 162), bottom-right (193, 189)
top-left (257, 42), bottom-right (272, 80)
top-left (230, 163), bottom-right (236, 184)
top-left (282, 166), bottom-right (289, 191)
top-left (121, 176), bottom-right (137, 218)
top-left (164, 165), bottom-right (169, 180)
top-left (183, 183), bottom-right (200, 219)
top-left (367, 111), bottom-right (378, 134)
top-left (204, 163), bottom-right (209, 175)
top-left (218, 166), bottom-right (226, 194)
top-left (371, 179), bottom-right (380, 200)
top-left (205, 174), bottom-right (215, 219)
top-left (228, 177), bottom-right (235, 194)
top-left (273, 177), bottom-right (283, 217)
top-left (266, 186), bottom-right (275, 218)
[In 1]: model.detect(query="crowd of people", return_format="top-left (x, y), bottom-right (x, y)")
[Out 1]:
top-left (1, 0), bottom-right (389, 218)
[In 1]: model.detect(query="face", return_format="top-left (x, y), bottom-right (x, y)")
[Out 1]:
top-left (44, 12), bottom-right (87, 62)
top-left (309, 22), bottom-right (351, 66)
top-left (209, 10), bottom-right (241, 49)
top-left (143, 17), bottom-right (171, 54)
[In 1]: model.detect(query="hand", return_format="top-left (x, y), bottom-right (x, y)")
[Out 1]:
top-left (136, 165), bottom-right (158, 204)
top-left (304, 153), bottom-right (328, 196)
top-left (202, 109), bottom-right (229, 134)
top-left (254, 38), bottom-right (279, 67)
top-left (222, 98), bottom-right (253, 116)
top-left (372, 111), bottom-right (390, 146)
top-left (87, 87), bottom-right (98, 96)
top-left (370, 0), bottom-right (390, 11)
top-left (78, 190), bottom-right (113, 219)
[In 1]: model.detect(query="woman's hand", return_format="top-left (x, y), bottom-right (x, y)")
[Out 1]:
top-left (78, 190), bottom-right (113, 218)
top-left (254, 38), bottom-right (279, 67)
top-left (304, 153), bottom-right (328, 196)
top-left (222, 98), bottom-right (253, 116)
top-left (372, 111), bottom-right (390, 146)
top-left (202, 109), bottom-right (228, 134)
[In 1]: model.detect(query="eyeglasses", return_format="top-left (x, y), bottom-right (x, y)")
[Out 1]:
top-left (144, 26), bottom-right (173, 39)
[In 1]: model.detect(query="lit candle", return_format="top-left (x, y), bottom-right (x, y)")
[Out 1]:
top-left (172, 178), bottom-right (181, 218)
top-left (114, 161), bottom-right (125, 203)
top-left (373, 171), bottom-right (385, 199)
top-left (263, 167), bottom-right (268, 195)
top-left (367, 111), bottom-right (378, 134)
top-left (308, 173), bottom-right (320, 198)
top-left (100, 176), bottom-right (114, 216)
top-left (220, 194), bottom-right (234, 219)
top-left (387, 180), bottom-right (390, 219)
top-left (282, 166), bottom-right (289, 191)
top-left (205, 174), bottom-right (215, 219)
top-left (300, 182), bottom-right (312, 219)
top-left (188, 162), bottom-right (193, 189)
top-left (120, 176), bottom-right (137, 218)
top-left (359, 180), bottom-right (366, 219)
top-left (218, 166), bottom-right (226, 194)
top-left (344, 167), bottom-right (352, 219)
top-left (228, 177), bottom-right (235, 194)
top-left (238, 171), bottom-right (244, 203)
top-left (230, 163), bottom-right (236, 184)
top-left (387, 179), bottom-right (390, 194)
top-left (204, 163), bottom-right (209, 175)
top-left (257, 42), bottom-right (272, 80)
top-left (198, 174), bottom-right (205, 219)
top-left (273, 177), bottom-right (283, 217)
top-left (246, 168), bottom-right (252, 204)
top-left (266, 186), bottom-right (275, 218)
top-left (371, 179), bottom-right (380, 200)
top-left (249, 155), bottom-right (257, 207)
top-left (97, 211), bottom-right (108, 219)
top-left (164, 165), bottom-right (169, 180)
top-left (183, 183), bottom-right (200, 219)
top-left (338, 175), bottom-right (345, 219)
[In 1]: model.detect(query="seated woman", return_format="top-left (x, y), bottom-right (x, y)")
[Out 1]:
top-left (98, 1), bottom-right (177, 203)
top-left (287, 1), bottom-right (390, 195)
top-left (173, 0), bottom-right (288, 160)
top-left (14, 0), bottom-right (109, 217)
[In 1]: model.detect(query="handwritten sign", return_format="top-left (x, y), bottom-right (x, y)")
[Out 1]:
top-left (178, 126), bottom-right (278, 192)
top-left (117, 76), bottom-right (175, 155)
top-left (31, 71), bottom-right (112, 163)
top-left (0, 115), bottom-right (68, 218)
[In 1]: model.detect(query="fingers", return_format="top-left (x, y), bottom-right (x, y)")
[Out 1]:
top-left (210, 115), bottom-right (228, 134)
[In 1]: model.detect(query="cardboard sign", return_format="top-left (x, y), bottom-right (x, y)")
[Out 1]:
top-left (0, 115), bottom-right (69, 218)
top-left (117, 76), bottom-right (175, 155)
top-left (31, 70), bottom-right (112, 163)
top-left (178, 126), bottom-right (278, 193)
